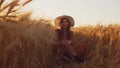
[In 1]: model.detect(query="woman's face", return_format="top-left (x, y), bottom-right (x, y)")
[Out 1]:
top-left (60, 18), bottom-right (70, 28)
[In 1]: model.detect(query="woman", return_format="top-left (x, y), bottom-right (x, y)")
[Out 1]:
top-left (54, 15), bottom-right (85, 63)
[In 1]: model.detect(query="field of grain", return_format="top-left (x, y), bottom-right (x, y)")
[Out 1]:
top-left (0, 15), bottom-right (120, 68)
top-left (0, 0), bottom-right (120, 68)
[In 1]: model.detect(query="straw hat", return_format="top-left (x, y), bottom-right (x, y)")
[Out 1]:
top-left (54, 15), bottom-right (75, 27)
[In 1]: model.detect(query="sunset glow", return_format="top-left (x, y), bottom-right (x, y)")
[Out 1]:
top-left (5, 0), bottom-right (120, 26)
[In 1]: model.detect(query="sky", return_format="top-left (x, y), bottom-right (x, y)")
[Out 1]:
top-left (5, 0), bottom-right (120, 26)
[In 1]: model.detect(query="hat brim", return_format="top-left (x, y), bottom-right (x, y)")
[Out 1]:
top-left (54, 15), bottom-right (75, 27)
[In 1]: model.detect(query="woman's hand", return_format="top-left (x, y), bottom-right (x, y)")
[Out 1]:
top-left (60, 40), bottom-right (71, 46)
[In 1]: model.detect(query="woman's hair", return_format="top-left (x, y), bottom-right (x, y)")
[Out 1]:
top-left (57, 18), bottom-right (73, 41)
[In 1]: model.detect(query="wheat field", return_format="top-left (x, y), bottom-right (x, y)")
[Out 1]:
top-left (0, 0), bottom-right (120, 68)
top-left (0, 15), bottom-right (120, 68)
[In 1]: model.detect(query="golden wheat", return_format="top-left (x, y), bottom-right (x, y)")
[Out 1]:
top-left (0, 17), bottom-right (120, 68)
top-left (0, 0), bottom-right (120, 68)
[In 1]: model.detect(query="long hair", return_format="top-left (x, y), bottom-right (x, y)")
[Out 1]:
top-left (57, 18), bottom-right (73, 41)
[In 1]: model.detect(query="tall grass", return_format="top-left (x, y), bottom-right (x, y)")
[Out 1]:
top-left (0, 0), bottom-right (120, 68)
top-left (0, 15), bottom-right (120, 68)
top-left (0, 14), bottom-right (55, 68)
top-left (71, 24), bottom-right (120, 68)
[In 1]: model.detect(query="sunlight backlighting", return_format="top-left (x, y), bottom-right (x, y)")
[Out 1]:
top-left (5, 0), bottom-right (120, 27)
